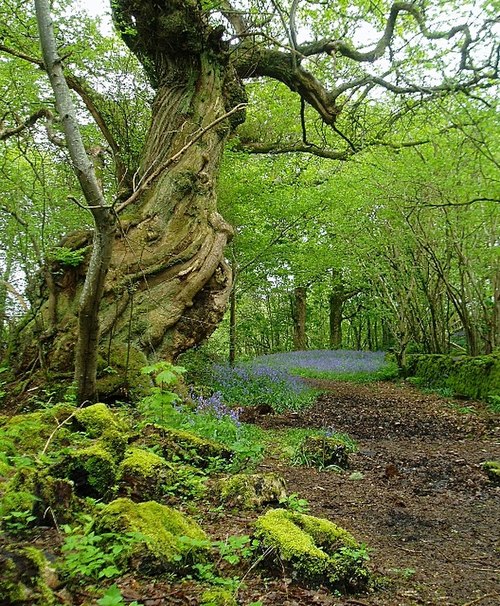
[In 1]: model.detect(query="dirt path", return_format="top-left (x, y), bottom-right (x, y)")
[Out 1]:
top-left (243, 380), bottom-right (500, 606)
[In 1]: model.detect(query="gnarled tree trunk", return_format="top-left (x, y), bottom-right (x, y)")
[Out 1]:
top-left (13, 0), bottom-right (245, 391)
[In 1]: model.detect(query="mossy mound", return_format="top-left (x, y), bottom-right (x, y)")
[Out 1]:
top-left (404, 353), bottom-right (500, 400)
top-left (1, 468), bottom-right (77, 527)
top-left (96, 497), bottom-right (209, 573)
top-left (74, 403), bottom-right (127, 438)
top-left (301, 436), bottom-right (350, 469)
top-left (137, 424), bottom-right (233, 468)
top-left (0, 545), bottom-right (58, 605)
top-left (117, 447), bottom-right (174, 501)
top-left (2, 412), bottom-right (51, 454)
top-left (200, 588), bottom-right (237, 606)
top-left (60, 442), bottom-right (117, 499)
top-left (218, 473), bottom-right (286, 509)
top-left (255, 509), bottom-right (370, 592)
top-left (482, 461), bottom-right (500, 485)
top-left (96, 343), bottom-right (150, 401)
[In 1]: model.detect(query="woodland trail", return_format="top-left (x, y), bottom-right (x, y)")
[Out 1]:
top-left (242, 380), bottom-right (500, 606)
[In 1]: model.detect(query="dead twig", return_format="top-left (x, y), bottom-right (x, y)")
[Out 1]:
top-left (461, 594), bottom-right (500, 606)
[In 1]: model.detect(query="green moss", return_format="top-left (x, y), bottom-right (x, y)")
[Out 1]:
top-left (101, 429), bottom-right (128, 462)
top-left (40, 402), bottom-right (76, 424)
top-left (96, 343), bottom-right (150, 400)
top-left (0, 546), bottom-right (57, 605)
top-left (64, 443), bottom-right (117, 498)
top-left (0, 490), bottom-right (37, 521)
top-left (405, 353), bottom-right (500, 400)
top-left (482, 461), bottom-right (500, 484)
top-left (255, 509), bottom-right (370, 591)
top-left (219, 473), bottom-right (286, 509)
top-left (3, 412), bottom-right (49, 453)
top-left (97, 497), bottom-right (209, 572)
top-left (74, 403), bottom-right (125, 438)
top-left (117, 447), bottom-right (173, 500)
top-left (2, 468), bottom-right (76, 526)
top-left (200, 588), bottom-right (237, 606)
top-left (139, 424), bottom-right (233, 468)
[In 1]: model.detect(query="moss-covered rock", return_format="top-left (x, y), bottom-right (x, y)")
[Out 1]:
top-left (117, 447), bottom-right (173, 501)
top-left (404, 353), bottom-right (500, 400)
top-left (482, 461), bottom-right (500, 485)
top-left (62, 443), bottom-right (117, 498)
top-left (300, 436), bottom-right (350, 469)
top-left (137, 424), bottom-right (233, 468)
top-left (96, 343), bottom-right (150, 401)
top-left (74, 403), bottom-right (126, 438)
top-left (218, 473), bottom-right (286, 509)
top-left (1, 468), bottom-right (77, 527)
top-left (0, 545), bottom-right (58, 605)
top-left (101, 428), bottom-right (128, 462)
top-left (96, 497), bottom-right (209, 573)
top-left (200, 588), bottom-right (237, 606)
top-left (255, 509), bottom-right (370, 591)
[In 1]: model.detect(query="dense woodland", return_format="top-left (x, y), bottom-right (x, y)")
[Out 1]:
top-left (0, 1), bottom-right (499, 605)
top-left (0, 0), bottom-right (498, 396)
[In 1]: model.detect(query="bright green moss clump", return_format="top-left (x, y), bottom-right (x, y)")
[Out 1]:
top-left (219, 473), bottom-right (286, 509)
top-left (200, 588), bottom-right (237, 606)
top-left (117, 447), bottom-right (173, 500)
top-left (74, 403), bottom-right (126, 437)
top-left (139, 424), bottom-right (233, 467)
top-left (97, 497), bottom-right (209, 572)
top-left (0, 546), bottom-right (57, 605)
top-left (405, 353), bottom-right (500, 400)
top-left (255, 509), bottom-right (370, 591)
top-left (64, 443), bottom-right (117, 498)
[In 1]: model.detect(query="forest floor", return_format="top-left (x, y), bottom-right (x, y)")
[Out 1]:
top-left (211, 380), bottom-right (500, 606)
top-left (9, 379), bottom-right (499, 606)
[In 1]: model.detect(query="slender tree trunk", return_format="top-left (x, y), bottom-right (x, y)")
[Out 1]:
top-left (329, 290), bottom-right (343, 349)
top-left (292, 286), bottom-right (307, 350)
top-left (35, 0), bottom-right (117, 403)
top-left (229, 285), bottom-right (236, 366)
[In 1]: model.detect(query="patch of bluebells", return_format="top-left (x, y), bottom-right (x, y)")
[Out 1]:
top-left (210, 363), bottom-right (316, 413)
top-left (189, 389), bottom-right (241, 426)
top-left (253, 349), bottom-right (389, 375)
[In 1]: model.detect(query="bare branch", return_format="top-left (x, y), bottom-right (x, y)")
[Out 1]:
top-left (235, 139), bottom-right (351, 160)
top-left (0, 108), bottom-right (52, 140)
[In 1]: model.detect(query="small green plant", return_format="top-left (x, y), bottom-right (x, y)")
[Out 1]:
top-left (348, 471), bottom-right (365, 481)
top-left (279, 493), bottom-right (310, 513)
top-left (163, 465), bottom-right (207, 501)
top-left (97, 584), bottom-right (142, 606)
top-left (59, 517), bottom-right (143, 583)
top-left (139, 362), bottom-right (186, 425)
top-left (1, 508), bottom-right (37, 535)
top-left (487, 395), bottom-right (500, 414)
top-left (213, 535), bottom-right (260, 565)
top-left (48, 246), bottom-right (87, 267)
top-left (448, 402), bottom-right (476, 415)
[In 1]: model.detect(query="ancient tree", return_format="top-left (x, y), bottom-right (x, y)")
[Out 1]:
top-left (7, 0), bottom-right (498, 395)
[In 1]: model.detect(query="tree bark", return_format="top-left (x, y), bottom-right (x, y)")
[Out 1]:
top-left (35, 0), bottom-right (117, 403)
top-left (229, 285), bottom-right (236, 366)
top-left (292, 286), bottom-right (307, 351)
